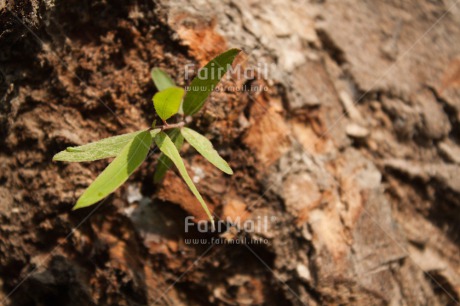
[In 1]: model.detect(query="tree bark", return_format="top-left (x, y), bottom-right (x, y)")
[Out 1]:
top-left (1, 0), bottom-right (460, 305)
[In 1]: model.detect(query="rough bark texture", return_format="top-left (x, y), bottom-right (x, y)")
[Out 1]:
top-left (1, 0), bottom-right (460, 305)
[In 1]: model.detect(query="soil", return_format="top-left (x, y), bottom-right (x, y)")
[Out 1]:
top-left (1, 0), bottom-right (460, 305)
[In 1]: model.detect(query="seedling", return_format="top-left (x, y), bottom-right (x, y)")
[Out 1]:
top-left (53, 49), bottom-right (241, 224)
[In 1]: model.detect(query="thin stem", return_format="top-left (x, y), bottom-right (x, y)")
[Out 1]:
top-left (150, 121), bottom-right (185, 131)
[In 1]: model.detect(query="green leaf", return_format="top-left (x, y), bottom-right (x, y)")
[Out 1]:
top-left (154, 132), bottom-right (214, 224)
top-left (151, 68), bottom-right (175, 91)
top-left (73, 131), bottom-right (153, 209)
top-left (53, 129), bottom-right (160, 162)
top-left (182, 48), bottom-right (241, 116)
top-left (153, 129), bottom-right (184, 183)
top-left (153, 154), bottom-right (172, 183)
top-left (153, 87), bottom-right (185, 121)
top-left (181, 127), bottom-right (233, 175)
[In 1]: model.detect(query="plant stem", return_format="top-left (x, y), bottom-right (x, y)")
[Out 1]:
top-left (150, 121), bottom-right (185, 131)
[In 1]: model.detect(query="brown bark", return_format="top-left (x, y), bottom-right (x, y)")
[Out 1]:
top-left (1, 0), bottom-right (460, 305)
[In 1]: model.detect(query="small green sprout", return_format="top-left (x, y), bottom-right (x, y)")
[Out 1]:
top-left (53, 49), bottom-right (241, 224)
